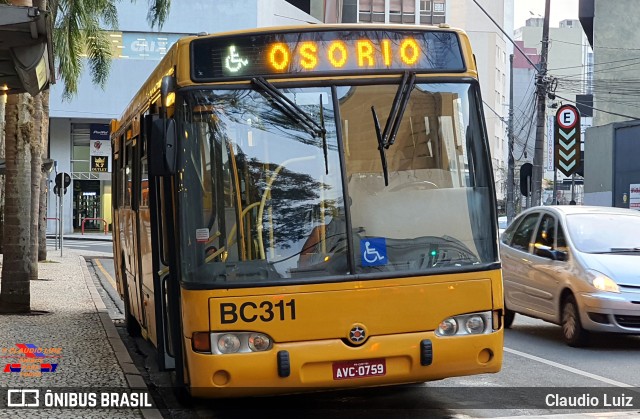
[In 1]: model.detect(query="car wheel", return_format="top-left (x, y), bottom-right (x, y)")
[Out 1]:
top-left (561, 295), bottom-right (589, 347)
top-left (504, 307), bottom-right (515, 329)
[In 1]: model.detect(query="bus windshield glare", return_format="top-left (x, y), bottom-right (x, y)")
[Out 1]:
top-left (176, 81), bottom-right (497, 286)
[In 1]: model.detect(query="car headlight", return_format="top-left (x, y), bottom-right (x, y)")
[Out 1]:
top-left (586, 269), bottom-right (620, 293)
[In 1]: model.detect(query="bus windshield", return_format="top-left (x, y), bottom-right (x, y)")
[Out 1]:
top-left (176, 81), bottom-right (497, 286)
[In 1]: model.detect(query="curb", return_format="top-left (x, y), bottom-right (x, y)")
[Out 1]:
top-left (47, 235), bottom-right (113, 242)
top-left (80, 256), bottom-right (163, 419)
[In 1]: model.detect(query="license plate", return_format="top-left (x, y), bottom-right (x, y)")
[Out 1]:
top-left (332, 358), bottom-right (386, 380)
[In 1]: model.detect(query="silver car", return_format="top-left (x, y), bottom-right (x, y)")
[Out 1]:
top-left (500, 205), bottom-right (640, 347)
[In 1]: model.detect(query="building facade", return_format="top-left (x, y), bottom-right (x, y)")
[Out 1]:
top-left (48, 0), bottom-right (319, 234)
top-left (579, 0), bottom-right (640, 205)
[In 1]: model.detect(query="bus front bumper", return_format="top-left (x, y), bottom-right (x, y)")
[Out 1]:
top-left (185, 330), bottom-right (503, 398)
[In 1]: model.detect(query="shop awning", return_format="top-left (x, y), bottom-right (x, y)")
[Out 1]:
top-left (0, 4), bottom-right (54, 96)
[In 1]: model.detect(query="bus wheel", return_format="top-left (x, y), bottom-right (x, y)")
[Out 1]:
top-left (504, 307), bottom-right (515, 329)
top-left (170, 371), bottom-right (194, 407)
top-left (561, 294), bottom-right (589, 347)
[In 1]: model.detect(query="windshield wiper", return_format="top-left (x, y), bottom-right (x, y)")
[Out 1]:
top-left (319, 94), bottom-right (328, 174)
top-left (371, 106), bottom-right (389, 186)
top-left (384, 71), bottom-right (416, 148)
top-left (369, 72), bottom-right (416, 186)
top-left (251, 77), bottom-right (328, 172)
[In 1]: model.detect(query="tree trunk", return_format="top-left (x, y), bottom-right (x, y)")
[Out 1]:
top-left (30, 93), bottom-right (43, 278)
top-left (38, 91), bottom-right (50, 261)
top-left (0, 93), bottom-right (6, 254)
top-left (0, 93), bottom-right (34, 313)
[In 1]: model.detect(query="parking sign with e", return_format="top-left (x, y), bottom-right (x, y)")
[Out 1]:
top-left (557, 106), bottom-right (578, 129)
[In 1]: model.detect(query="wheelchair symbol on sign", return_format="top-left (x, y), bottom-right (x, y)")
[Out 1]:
top-left (363, 241), bottom-right (384, 263)
top-left (225, 46), bottom-right (248, 73)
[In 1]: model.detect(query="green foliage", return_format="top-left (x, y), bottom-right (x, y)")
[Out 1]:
top-left (145, 0), bottom-right (171, 30)
top-left (52, 0), bottom-right (170, 99)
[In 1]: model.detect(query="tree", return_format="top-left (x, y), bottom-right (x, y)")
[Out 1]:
top-left (1, 0), bottom-right (172, 312)
top-left (0, 92), bottom-right (34, 313)
top-left (0, 91), bottom-right (6, 253)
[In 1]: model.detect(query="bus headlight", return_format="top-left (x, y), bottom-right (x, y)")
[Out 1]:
top-left (435, 311), bottom-right (492, 337)
top-left (217, 334), bottom-right (241, 354)
top-left (210, 332), bottom-right (274, 354)
top-left (465, 315), bottom-right (486, 334)
top-left (248, 333), bottom-right (271, 351)
top-left (437, 318), bottom-right (458, 336)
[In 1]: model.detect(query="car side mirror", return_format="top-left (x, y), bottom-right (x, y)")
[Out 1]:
top-left (534, 245), bottom-right (567, 261)
top-left (553, 250), bottom-right (568, 261)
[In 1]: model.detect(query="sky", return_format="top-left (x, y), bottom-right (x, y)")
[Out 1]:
top-left (513, 0), bottom-right (580, 29)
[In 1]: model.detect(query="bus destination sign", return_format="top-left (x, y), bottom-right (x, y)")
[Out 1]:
top-left (191, 30), bottom-right (465, 81)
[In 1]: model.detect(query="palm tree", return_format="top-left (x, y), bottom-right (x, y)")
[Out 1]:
top-left (53, 0), bottom-right (171, 99)
top-left (1, 0), bottom-right (172, 312)
top-left (0, 91), bottom-right (5, 253)
top-left (0, 92), bottom-right (34, 313)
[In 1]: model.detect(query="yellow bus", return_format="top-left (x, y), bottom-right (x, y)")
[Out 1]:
top-left (111, 24), bottom-right (504, 399)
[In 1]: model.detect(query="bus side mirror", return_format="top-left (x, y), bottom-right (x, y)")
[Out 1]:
top-left (149, 117), bottom-right (177, 176)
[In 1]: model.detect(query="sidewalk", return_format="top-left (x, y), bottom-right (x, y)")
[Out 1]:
top-left (0, 250), bottom-right (159, 418)
top-left (46, 231), bottom-right (113, 242)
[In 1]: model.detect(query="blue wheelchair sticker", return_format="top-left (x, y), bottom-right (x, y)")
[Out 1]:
top-left (361, 237), bottom-right (387, 267)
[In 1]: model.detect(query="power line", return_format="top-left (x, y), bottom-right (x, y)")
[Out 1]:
top-left (471, 0), bottom-right (539, 70)
top-left (483, 100), bottom-right (508, 124)
top-left (550, 37), bottom-right (640, 51)
top-left (554, 93), bottom-right (640, 120)
top-left (548, 57), bottom-right (640, 72)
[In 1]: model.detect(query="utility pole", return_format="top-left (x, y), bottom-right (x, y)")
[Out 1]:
top-left (531, 0), bottom-right (551, 207)
top-left (507, 53), bottom-right (515, 223)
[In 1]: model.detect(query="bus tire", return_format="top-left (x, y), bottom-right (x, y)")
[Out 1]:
top-left (170, 371), bottom-right (194, 407)
top-left (504, 307), bottom-right (515, 329)
top-left (122, 260), bottom-right (141, 337)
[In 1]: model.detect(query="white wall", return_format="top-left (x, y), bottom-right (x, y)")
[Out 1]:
top-left (47, 119), bottom-right (73, 234)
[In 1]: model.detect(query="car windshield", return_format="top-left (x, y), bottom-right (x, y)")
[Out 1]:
top-left (567, 213), bottom-right (640, 253)
top-left (175, 82), bottom-right (497, 286)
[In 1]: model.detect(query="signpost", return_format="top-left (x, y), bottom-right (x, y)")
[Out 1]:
top-left (555, 104), bottom-right (581, 177)
top-left (554, 105), bottom-right (581, 204)
top-left (55, 172), bottom-right (71, 256)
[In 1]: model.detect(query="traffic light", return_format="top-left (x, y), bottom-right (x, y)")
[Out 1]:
top-left (54, 172), bottom-right (71, 196)
top-left (519, 163), bottom-right (533, 196)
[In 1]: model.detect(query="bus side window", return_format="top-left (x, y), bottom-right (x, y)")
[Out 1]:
top-left (112, 137), bottom-right (119, 208)
top-left (141, 149), bottom-right (149, 208)
top-left (119, 135), bottom-right (127, 207)
top-left (125, 141), bottom-right (133, 207)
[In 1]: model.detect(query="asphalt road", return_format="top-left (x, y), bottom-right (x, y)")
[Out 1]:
top-left (87, 257), bottom-right (640, 419)
top-left (47, 238), bottom-right (114, 254)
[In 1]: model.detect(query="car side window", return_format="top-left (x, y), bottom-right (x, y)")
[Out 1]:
top-left (510, 213), bottom-right (540, 251)
top-left (534, 214), bottom-right (556, 248)
top-left (556, 223), bottom-right (568, 252)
